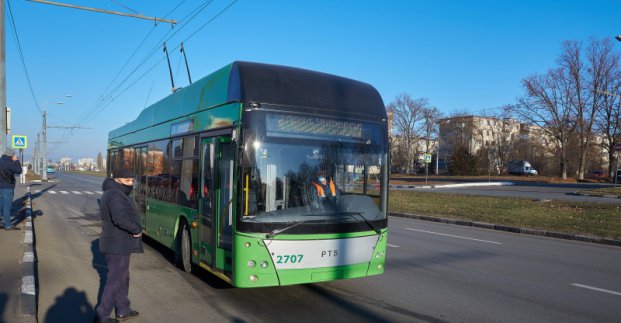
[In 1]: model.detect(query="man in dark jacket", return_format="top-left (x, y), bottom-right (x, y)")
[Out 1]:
top-left (0, 148), bottom-right (22, 230)
top-left (95, 168), bottom-right (143, 323)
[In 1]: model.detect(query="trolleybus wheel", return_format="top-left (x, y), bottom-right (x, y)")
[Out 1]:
top-left (176, 222), bottom-right (192, 273)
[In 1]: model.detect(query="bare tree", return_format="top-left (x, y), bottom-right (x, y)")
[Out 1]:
top-left (488, 107), bottom-right (518, 174)
top-left (387, 94), bottom-right (427, 174)
top-left (421, 106), bottom-right (442, 174)
top-left (565, 39), bottom-right (618, 179)
top-left (516, 66), bottom-right (576, 179)
top-left (595, 49), bottom-right (621, 178)
top-left (97, 152), bottom-right (104, 172)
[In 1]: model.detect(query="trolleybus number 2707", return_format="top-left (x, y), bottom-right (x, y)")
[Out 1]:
top-left (108, 61), bottom-right (389, 287)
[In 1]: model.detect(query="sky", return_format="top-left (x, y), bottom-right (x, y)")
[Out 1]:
top-left (4, 0), bottom-right (621, 162)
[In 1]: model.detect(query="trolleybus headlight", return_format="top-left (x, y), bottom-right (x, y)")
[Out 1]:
top-left (378, 264), bottom-right (383, 270)
top-left (250, 275), bottom-right (258, 282)
top-left (260, 261), bottom-right (268, 269)
top-left (244, 242), bottom-right (251, 248)
top-left (247, 260), bottom-right (256, 268)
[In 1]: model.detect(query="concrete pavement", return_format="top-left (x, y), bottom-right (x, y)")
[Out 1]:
top-left (0, 183), bottom-right (36, 323)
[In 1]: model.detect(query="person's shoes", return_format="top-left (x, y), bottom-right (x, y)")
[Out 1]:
top-left (116, 310), bottom-right (139, 321)
top-left (5, 226), bottom-right (20, 230)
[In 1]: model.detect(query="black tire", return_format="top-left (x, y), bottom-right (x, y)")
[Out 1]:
top-left (175, 222), bottom-right (192, 273)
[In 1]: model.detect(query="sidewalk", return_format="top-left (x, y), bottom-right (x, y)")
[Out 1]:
top-left (0, 184), bottom-right (36, 323)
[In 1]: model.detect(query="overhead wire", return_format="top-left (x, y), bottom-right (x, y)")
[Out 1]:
top-left (78, 0), bottom-right (189, 125)
top-left (109, 0), bottom-right (141, 15)
top-left (78, 0), bottom-right (211, 124)
top-left (79, 0), bottom-right (231, 126)
top-left (6, 0), bottom-right (43, 114)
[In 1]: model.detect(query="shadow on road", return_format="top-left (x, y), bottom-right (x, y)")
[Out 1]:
top-left (91, 239), bottom-right (107, 307)
top-left (140, 235), bottom-right (233, 290)
top-left (43, 287), bottom-right (94, 323)
top-left (0, 292), bottom-right (7, 322)
top-left (28, 183), bottom-right (57, 200)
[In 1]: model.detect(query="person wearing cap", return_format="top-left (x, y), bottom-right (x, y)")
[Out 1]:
top-left (0, 148), bottom-right (22, 230)
top-left (95, 168), bottom-right (143, 323)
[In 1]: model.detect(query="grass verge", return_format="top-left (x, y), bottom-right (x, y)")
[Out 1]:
top-left (389, 190), bottom-right (621, 239)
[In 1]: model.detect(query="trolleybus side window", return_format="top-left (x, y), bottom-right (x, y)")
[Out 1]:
top-left (147, 140), bottom-right (170, 200)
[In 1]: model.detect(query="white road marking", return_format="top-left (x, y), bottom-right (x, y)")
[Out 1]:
top-left (387, 244), bottom-right (400, 248)
top-left (49, 191), bottom-right (57, 194)
top-left (60, 191), bottom-right (69, 194)
top-left (405, 228), bottom-right (503, 245)
top-left (72, 191), bottom-right (82, 195)
top-left (84, 191), bottom-right (94, 195)
top-left (35, 190), bottom-right (41, 194)
top-left (571, 283), bottom-right (621, 296)
top-left (96, 191), bottom-right (103, 194)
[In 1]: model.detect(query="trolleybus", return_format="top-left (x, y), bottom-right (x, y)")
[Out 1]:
top-left (107, 62), bottom-right (388, 287)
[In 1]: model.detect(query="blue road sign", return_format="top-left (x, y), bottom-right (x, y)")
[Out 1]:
top-left (424, 153), bottom-right (432, 163)
top-left (11, 135), bottom-right (28, 149)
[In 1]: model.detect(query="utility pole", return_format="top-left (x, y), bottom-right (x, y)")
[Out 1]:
top-left (34, 132), bottom-right (39, 175)
top-left (42, 111), bottom-right (48, 180)
top-left (0, 0), bottom-right (6, 151)
top-left (41, 116), bottom-right (87, 181)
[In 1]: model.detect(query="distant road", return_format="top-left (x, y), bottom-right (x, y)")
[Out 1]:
top-left (32, 172), bottom-right (621, 322)
top-left (410, 182), bottom-right (621, 204)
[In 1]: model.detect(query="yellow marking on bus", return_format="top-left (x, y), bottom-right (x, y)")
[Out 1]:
top-left (199, 262), bottom-right (232, 284)
top-left (244, 174), bottom-right (249, 215)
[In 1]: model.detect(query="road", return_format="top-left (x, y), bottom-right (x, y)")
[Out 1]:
top-left (406, 182), bottom-right (621, 205)
top-left (33, 172), bottom-right (621, 322)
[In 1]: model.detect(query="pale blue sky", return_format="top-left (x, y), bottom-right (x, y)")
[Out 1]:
top-left (5, 0), bottom-right (621, 161)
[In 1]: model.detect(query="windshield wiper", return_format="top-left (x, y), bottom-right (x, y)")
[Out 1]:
top-left (340, 212), bottom-right (381, 235)
top-left (265, 219), bottom-right (320, 239)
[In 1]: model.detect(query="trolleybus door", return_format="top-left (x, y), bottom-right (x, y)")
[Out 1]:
top-left (199, 138), bottom-right (215, 265)
top-left (216, 137), bottom-right (234, 251)
top-left (134, 146), bottom-right (148, 230)
top-left (199, 136), bottom-right (235, 274)
top-left (215, 137), bottom-right (234, 274)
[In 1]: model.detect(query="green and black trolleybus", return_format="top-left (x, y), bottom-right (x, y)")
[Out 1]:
top-left (107, 62), bottom-right (389, 287)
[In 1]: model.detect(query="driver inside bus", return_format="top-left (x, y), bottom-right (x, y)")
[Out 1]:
top-left (310, 170), bottom-right (340, 209)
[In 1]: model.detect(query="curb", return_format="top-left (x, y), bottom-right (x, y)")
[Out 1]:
top-left (389, 212), bottom-right (621, 248)
top-left (21, 186), bottom-right (37, 322)
top-left (390, 182), bottom-right (514, 189)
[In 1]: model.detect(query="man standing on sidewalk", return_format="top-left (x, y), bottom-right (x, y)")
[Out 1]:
top-left (0, 148), bottom-right (22, 230)
top-left (95, 168), bottom-right (143, 323)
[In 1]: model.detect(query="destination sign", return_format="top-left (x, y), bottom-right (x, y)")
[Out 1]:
top-left (267, 114), bottom-right (363, 139)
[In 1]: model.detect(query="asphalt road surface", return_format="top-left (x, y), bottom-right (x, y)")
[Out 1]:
top-left (33, 172), bottom-right (621, 322)
top-left (407, 182), bottom-right (621, 205)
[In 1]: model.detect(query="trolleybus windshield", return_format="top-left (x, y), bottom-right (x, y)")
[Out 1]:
top-left (241, 111), bottom-right (387, 232)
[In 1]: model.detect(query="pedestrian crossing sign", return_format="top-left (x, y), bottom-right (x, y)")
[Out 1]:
top-left (11, 135), bottom-right (27, 149)
top-left (424, 153), bottom-right (432, 163)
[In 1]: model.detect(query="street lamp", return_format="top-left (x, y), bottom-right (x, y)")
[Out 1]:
top-left (41, 95), bottom-right (71, 181)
